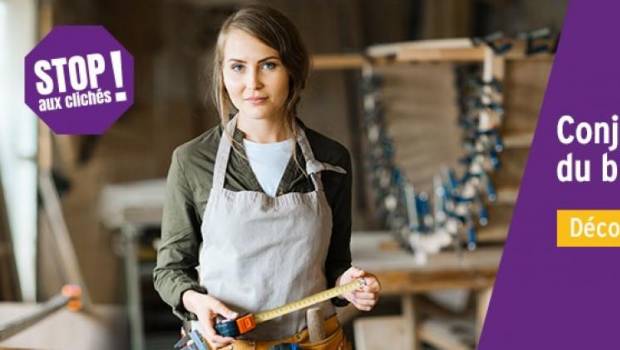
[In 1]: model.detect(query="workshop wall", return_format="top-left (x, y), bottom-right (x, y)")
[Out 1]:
top-left (37, 0), bottom-right (565, 306)
top-left (37, 0), bottom-right (417, 303)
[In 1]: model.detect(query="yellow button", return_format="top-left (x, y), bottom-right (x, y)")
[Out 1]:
top-left (557, 210), bottom-right (620, 247)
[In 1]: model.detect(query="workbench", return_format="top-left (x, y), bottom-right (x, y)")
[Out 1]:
top-left (351, 232), bottom-right (501, 350)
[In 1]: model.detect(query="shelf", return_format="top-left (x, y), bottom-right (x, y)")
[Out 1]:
top-left (368, 39), bottom-right (554, 63)
top-left (311, 53), bottom-right (367, 70)
top-left (368, 38), bottom-right (477, 58)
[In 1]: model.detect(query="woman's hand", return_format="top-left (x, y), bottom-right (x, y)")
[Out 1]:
top-left (336, 267), bottom-right (381, 311)
top-left (182, 290), bottom-right (238, 349)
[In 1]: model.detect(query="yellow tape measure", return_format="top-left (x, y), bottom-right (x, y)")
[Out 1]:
top-left (215, 278), bottom-right (366, 337)
top-left (254, 278), bottom-right (366, 324)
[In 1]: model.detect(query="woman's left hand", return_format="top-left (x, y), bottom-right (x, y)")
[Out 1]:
top-left (336, 266), bottom-right (381, 311)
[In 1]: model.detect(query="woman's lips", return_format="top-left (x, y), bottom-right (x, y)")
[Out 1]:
top-left (245, 97), bottom-right (268, 105)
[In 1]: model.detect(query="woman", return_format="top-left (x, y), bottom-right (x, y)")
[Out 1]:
top-left (154, 5), bottom-right (380, 350)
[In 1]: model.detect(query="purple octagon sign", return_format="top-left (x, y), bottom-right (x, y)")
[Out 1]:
top-left (25, 25), bottom-right (133, 135)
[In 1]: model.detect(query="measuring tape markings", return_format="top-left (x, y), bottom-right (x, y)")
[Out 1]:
top-left (255, 278), bottom-right (366, 323)
top-left (219, 278), bottom-right (366, 336)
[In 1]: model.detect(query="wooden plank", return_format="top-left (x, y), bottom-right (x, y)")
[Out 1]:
top-left (353, 316), bottom-right (408, 350)
top-left (397, 46), bottom-right (486, 63)
top-left (351, 232), bottom-right (500, 294)
top-left (495, 187), bottom-right (520, 205)
top-left (354, 314), bottom-right (476, 350)
top-left (39, 172), bottom-right (92, 311)
top-left (368, 38), bottom-right (475, 58)
top-left (402, 296), bottom-right (417, 350)
top-left (418, 319), bottom-right (473, 350)
top-left (374, 270), bottom-right (497, 295)
top-left (476, 287), bottom-right (493, 344)
top-left (0, 303), bottom-right (128, 350)
top-left (352, 232), bottom-right (501, 272)
top-left (311, 54), bottom-right (366, 70)
top-left (477, 225), bottom-right (509, 243)
top-left (377, 64), bottom-right (461, 194)
top-left (503, 132), bottom-right (534, 149)
top-left (368, 38), bottom-right (554, 63)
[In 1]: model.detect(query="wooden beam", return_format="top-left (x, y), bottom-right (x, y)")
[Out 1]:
top-left (397, 46), bottom-right (486, 63)
top-left (38, 172), bottom-right (92, 311)
top-left (353, 316), bottom-right (408, 350)
top-left (313, 40), bottom-right (553, 71)
top-left (351, 233), bottom-right (500, 294)
top-left (476, 287), bottom-right (493, 344)
top-left (368, 38), bottom-right (554, 63)
top-left (504, 41), bottom-right (555, 61)
top-left (0, 303), bottom-right (128, 349)
top-left (418, 319), bottom-right (473, 350)
top-left (311, 54), bottom-right (367, 70)
top-left (503, 132), bottom-right (534, 149)
top-left (368, 38), bottom-right (475, 58)
top-left (495, 187), bottom-right (520, 205)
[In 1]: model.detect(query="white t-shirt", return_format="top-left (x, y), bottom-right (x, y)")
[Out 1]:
top-left (243, 138), bottom-right (294, 197)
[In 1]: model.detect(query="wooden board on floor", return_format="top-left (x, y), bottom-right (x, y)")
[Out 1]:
top-left (0, 303), bottom-right (129, 350)
top-left (354, 316), bottom-right (407, 350)
top-left (418, 318), bottom-right (475, 350)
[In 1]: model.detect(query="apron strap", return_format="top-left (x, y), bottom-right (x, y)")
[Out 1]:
top-left (212, 116), bottom-right (237, 190)
top-left (213, 116), bottom-right (332, 193)
top-left (295, 124), bottom-right (325, 192)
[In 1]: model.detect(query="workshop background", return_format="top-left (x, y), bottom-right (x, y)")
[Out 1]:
top-left (0, 0), bottom-right (565, 349)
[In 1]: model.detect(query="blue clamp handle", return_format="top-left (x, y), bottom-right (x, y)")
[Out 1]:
top-left (467, 225), bottom-right (477, 251)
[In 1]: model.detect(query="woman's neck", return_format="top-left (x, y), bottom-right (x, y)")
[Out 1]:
top-left (237, 113), bottom-right (291, 143)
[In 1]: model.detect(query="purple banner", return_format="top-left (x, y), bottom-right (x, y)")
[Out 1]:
top-left (480, 1), bottom-right (620, 349)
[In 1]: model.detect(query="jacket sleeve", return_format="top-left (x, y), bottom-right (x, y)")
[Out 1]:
top-left (324, 150), bottom-right (353, 307)
top-left (153, 149), bottom-right (206, 321)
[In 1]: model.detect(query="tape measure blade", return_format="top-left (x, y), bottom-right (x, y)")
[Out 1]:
top-left (254, 279), bottom-right (363, 323)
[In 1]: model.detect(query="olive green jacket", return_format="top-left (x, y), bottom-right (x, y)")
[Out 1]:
top-left (153, 120), bottom-right (352, 321)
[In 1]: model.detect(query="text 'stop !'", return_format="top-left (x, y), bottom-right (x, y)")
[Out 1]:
top-left (25, 25), bottom-right (134, 135)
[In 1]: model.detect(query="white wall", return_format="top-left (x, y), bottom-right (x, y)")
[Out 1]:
top-left (0, 0), bottom-right (38, 301)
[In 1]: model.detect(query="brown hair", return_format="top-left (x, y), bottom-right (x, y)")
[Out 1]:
top-left (212, 4), bottom-right (311, 177)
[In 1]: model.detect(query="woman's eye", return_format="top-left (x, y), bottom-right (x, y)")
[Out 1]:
top-left (231, 64), bottom-right (244, 72)
top-left (262, 62), bottom-right (276, 70)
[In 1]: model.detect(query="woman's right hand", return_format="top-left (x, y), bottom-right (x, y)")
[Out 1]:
top-left (182, 290), bottom-right (239, 349)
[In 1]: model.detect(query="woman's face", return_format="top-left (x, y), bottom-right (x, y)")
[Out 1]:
top-left (222, 29), bottom-right (289, 121)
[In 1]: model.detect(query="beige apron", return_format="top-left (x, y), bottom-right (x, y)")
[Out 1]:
top-left (196, 116), bottom-right (345, 340)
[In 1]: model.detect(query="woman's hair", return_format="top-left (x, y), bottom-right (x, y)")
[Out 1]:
top-left (211, 4), bottom-right (311, 177)
top-left (212, 4), bottom-right (309, 125)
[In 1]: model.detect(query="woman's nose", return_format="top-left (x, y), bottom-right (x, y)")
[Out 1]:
top-left (245, 69), bottom-right (263, 90)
